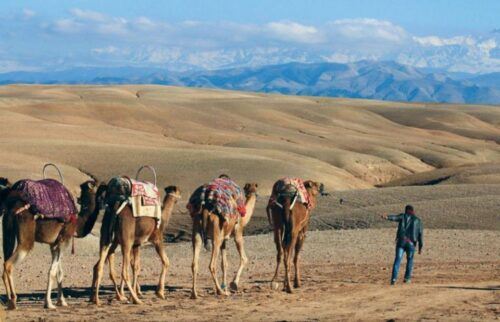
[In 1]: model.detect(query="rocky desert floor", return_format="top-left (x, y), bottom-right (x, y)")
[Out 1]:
top-left (0, 85), bottom-right (499, 321)
top-left (1, 228), bottom-right (499, 321)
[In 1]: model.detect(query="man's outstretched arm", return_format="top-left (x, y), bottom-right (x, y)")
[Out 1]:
top-left (381, 213), bottom-right (403, 221)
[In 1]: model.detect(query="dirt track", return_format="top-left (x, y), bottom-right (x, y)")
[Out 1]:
top-left (3, 229), bottom-right (499, 321)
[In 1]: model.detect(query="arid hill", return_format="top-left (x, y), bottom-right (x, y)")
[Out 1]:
top-left (1, 85), bottom-right (499, 197)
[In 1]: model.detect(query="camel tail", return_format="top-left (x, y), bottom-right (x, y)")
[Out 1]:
top-left (2, 212), bottom-right (17, 261)
top-left (282, 196), bottom-right (292, 247)
top-left (201, 208), bottom-right (210, 248)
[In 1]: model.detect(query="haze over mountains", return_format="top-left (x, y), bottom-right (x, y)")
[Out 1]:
top-left (1, 61), bottom-right (499, 104)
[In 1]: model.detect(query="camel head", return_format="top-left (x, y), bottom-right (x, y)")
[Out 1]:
top-left (77, 180), bottom-right (107, 212)
top-left (304, 180), bottom-right (321, 197)
top-left (243, 183), bottom-right (259, 198)
top-left (0, 177), bottom-right (13, 212)
top-left (0, 177), bottom-right (11, 189)
top-left (164, 185), bottom-right (181, 204)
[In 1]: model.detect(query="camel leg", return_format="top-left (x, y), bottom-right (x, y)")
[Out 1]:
top-left (293, 231), bottom-right (306, 288)
top-left (131, 246), bottom-right (142, 298)
top-left (55, 249), bottom-right (68, 307)
top-left (91, 244), bottom-right (111, 305)
top-left (270, 227), bottom-right (283, 290)
top-left (107, 241), bottom-right (126, 301)
top-left (120, 242), bottom-right (142, 304)
top-left (209, 234), bottom-right (224, 296)
top-left (3, 248), bottom-right (29, 310)
top-left (230, 228), bottom-right (248, 292)
top-left (153, 239), bottom-right (170, 299)
top-left (190, 230), bottom-right (202, 299)
top-left (45, 246), bottom-right (60, 309)
top-left (220, 240), bottom-right (228, 294)
top-left (284, 233), bottom-right (298, 294)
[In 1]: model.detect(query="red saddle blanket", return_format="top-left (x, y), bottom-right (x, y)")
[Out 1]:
top-left (12, 179), bottom-right (77, 222)
top-left (268, 177), bottom-right (313, 209)
top-left (129, 178), bottom-right (159, 206)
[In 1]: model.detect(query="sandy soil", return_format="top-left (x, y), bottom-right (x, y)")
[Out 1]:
top-left (2, 229), bottom-right (499, 321)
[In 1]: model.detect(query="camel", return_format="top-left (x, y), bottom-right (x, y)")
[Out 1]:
top-left (190, 181), bottom-right (258, 299)
top-left (0, 179), bottom-right (106, 309)
top-left (267, 180), bottom-right (321, 293)
top-left (90, 182), bottom-right (181, 306)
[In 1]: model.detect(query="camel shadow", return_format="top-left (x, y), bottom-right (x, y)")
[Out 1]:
top-left (0, 284), bottom-right (187, 303)
top-left (434, 285), bottom-right (499, 291)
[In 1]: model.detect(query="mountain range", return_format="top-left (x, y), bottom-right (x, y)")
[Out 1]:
top-left (1, 61), bottom-right (499, 104)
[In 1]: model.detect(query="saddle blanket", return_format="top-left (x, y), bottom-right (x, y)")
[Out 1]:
top-left (12, 179), bottom-right (77, 222)
top-left (268, 177), bottom-right (312, 209)
top-left (187, 177), bottom-right (246, 220)
top-left (115, 178), bottom-right (161, 222)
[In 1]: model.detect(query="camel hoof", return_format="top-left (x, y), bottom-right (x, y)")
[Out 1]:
top-left (7, 300), bottom-right (17, 310)
top-left (57, 299), bottom-right (68, 307)
top-left (271, 281), bottom-right (280, 290)
top-left (44, 302), bottom-right (57, 310)
top-left (156, 291), bottom-right (165, 300)
top-left (286, 287), bottom-right (294, 294)
top-left (116, 294), bottom-right (127, 302)
top-left (190, 292), bottom-right (198, 300)
top-left (229, 281), bottom-right (239, 292)
top-left (294, 281), bottom-right (301, 289)
top-left (129, 296), bottom-right (143, 305)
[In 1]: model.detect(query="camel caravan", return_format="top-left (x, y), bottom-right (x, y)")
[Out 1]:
top-left (0, 163), bottom-right (324, 310)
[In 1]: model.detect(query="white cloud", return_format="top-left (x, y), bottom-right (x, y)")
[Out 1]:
top-left (69, 8), bottom-right (107, 22)
top-left (329, 18), bottom-right (408, 42)
top-left (413, 35), bottom-right (476, 47)
top-left (91, 46), bottom-right (120, 55)
top-left (266, 21), bottom-right (323, 44)
top-left (23, 9), bottom-right (36, 19)
top-left (52, 18), bottom-right (84, 33)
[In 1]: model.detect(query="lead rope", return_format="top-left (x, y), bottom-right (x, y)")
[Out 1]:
top-left (72, 236), bottom-right (75, 255)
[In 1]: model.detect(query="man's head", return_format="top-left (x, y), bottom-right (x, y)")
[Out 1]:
top-left (218, 174), bottom-right (230, 179)
top-left (405, 204), bottom-right (414, 215)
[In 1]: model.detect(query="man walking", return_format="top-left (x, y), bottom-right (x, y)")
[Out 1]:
top-left (381, 205), bottom-right (423, 285)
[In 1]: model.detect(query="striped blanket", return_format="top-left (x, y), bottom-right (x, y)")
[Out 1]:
top-left (187, 177), bottom-right (246, 219)
top-left (268, 177), bottom-right (313, 209)
top-left (12, 179), bottom-right (77, 222)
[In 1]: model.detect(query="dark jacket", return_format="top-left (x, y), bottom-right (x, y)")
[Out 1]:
top-left (387, 213), bottom-right (423, 251)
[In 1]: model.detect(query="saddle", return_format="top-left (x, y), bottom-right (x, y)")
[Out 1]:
top-left (109, 166), bottom-right (162, 226)
top-left (12, 179), bottom-right (77, 222)
top-left (187, 177), bottom-right (246, 220)
top-left (268, 177), bottom-right (312, 210)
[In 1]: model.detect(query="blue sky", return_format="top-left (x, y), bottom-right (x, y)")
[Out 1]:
top-left (0, 0), bottom-right (499, 73)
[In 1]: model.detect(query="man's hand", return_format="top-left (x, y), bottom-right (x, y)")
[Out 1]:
top-left (380, 214), bottom-right (388, 220)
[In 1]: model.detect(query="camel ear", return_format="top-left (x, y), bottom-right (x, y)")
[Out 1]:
top-left (244, 183), bottom-right (250, 190)
top-left (255, 183), bottom-right (258, 188)
top-left (304, 180), bottom-right (313, 188)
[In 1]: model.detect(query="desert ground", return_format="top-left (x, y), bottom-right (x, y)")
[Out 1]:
top-left (0, 85), bottom-right (499, 321)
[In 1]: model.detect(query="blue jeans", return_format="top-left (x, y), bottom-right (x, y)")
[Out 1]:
top-left (391, 241), bottom-right (415, 282)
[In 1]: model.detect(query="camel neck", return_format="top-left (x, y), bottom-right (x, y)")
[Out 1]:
top-left (241, 193), bottom-right (257, 227)
top-left (160, 195), bottom-right (177, 230)
top-left (75, 193), bottom-right (99, 237)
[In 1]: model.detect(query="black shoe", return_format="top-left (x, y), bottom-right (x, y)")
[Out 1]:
top-left (404, 279), bottom-right (411, 284)
top-left (390, 280), bottom-right (395, 285)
